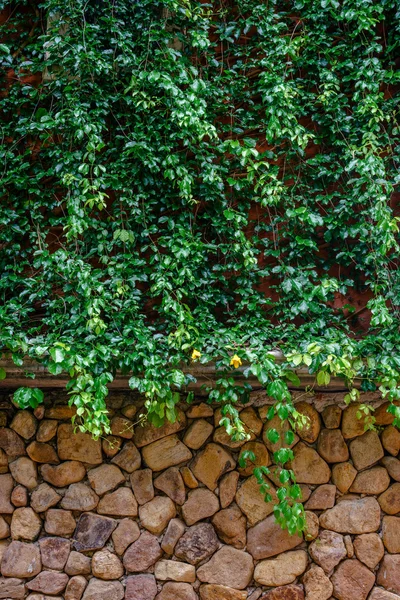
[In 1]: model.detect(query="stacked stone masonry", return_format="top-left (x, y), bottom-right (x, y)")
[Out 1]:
top-left (0, 392), bottom-right (398, 600)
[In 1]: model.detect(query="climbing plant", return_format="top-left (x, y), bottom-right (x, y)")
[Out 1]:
top-left (1, 0), bottom-right (400, 533)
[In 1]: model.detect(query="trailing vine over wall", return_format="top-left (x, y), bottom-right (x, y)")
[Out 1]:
top-left (1, 0), bottom-right (400, 533)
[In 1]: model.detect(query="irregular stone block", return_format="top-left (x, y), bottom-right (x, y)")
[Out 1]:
top-left (102, 436), bottom-right (122, 458)
top-left (377, 555), bottom-right (400, 595)
top-left (247, 515), bottom-right (302, 559)
top-left (350, 466), bottom-right (390, 495)
top-left (45, 509), bottom-right (76, 536)
top-left (0, 428), bottom-right (26, 457)
top-left (197, 546), bottom-right (254, 590)
top-left (39, 537), bottom-right (70, 570)
top-left (154, 467), bottom-right (186, 505)
top-left (142, 435), bottom-right (192, 471)
top-left (130, 469), bottom-right (154, 505)
top-left (112, 518), bottom-right (140, 555)
top-left (0, 473), bottom-right (16, 512)
top-left (73, 512), bottom-right (117, 552)
top-left (41, 460), bottom-right (86, 487)
top-left (180, 466), bottom-right (198, 489)
top-left (199, 585), bottom-right (247, 600)
top-left (382, 516), bottom-right (400, 553)
top-left (175, 523), bottom-right (219, 565)
top-left (161, 518), bottom-right (186, 555)
top-left (304, 511), bottom-right (319, 541)
top-left (1, 541), bottom-right (42, 578)
top-left (123, 531), bottom-right (162, 572)
top-left (302, 565), bottom-right (333, 600)
top-left (97, 487), bottom-right (138, 517)
top-left (369, 588), bottom-right (400, 600)
top-left (65, 551), bottom-right (91, 576)
top-left (183, 419), bottom-right (213, 450)
top-left (331, 558), bottom-right (375, 600)
top-left (134, 409), bottom-right (186, 447)
top-left (65, 575), bottom-right (87, 600)
top-left (238, 441), bottom-right (270, 477)
top-left (254, 550), bottom-right (308, 586)
top-left (319, 497), bottom-right (381, 533)
top-left (0, 577), bottom-right (25, 599)
top-left (139, 496), bottom-right (176, 534)
top-left (331, 462), bottom-right (357, 493)
top-left (260, 586), bottom-right (304, 600)
top-left (36, 420), bottom-right (58, 443)
top-left (11, 507), bottom-right (42, 541)
top-left (111, 442), bottom-right (141, 473)
top-left (294, 401), bottom-right (321, 443)
top-left (110, 416), bottom-right (133, 439)
top-left (321, 405), bottom-right (342, 429)
top-left (191, 443), bottom-right (235, 490)
top-left (155, 559), bottom-right (196, 583)
top-left (378, 483), bottom-right (400, 514)
top-left (309, 530), bottom-right (346, 573)
top-left (26, 572), bottom-right (69, 595)
top-left (182, 488), bottom-right (219, 526)
top-left (349, 430), bottom-right (384, 470)
top-left (57, 424), bottom-right (102, 465)
top-left (26, 441), bottom-right (59, 464)
top-left (11, 485), bottom-right (28, 507)
top-left (61, 483), bottom-right (99, 512)
top-left (155, 582), bottom-right (197, 600)
top-left (88, 464), bottom-right (125, 495)
top-left (187, 403), bottom-right (214, 418)
top-left (354, 533), bottom-right (384, 569)
top-left (262, 414), bottom-right (299, 454)
top-left (289, 442), bottom-right (330, 484)
top-left (219, 471), bottom-right (239, 508)
top-left (317, 429), bottom-right (349, 463)
top-left (10, 411), bottom-right (37, 440)
top-left (125, 575), bottom-right (157, 600)
top-left (382, 456), bottom-right (400, 482)
top-left (341, 403), bottom-right (369, 439)
top-left (304, 484), bottom-right (336, 510)
top-left (91, 549), bottom-right (124, 580)
top-left (382, 425), bottom-right (400, 456)
top-left (81, 578), bottom-right (124, 600)
top-left (31, 483), bottom-right (61, 512)
top-left (212, 506), bottom-right (246, 549)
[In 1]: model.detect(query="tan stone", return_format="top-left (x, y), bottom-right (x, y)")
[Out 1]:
top-left (125, 574), bottom-right (157, 600)
top-left (212, 506), bottom-right (246, 549)
top-left (61, 483), bottom-right (99, 511)
top-left (41, 460), bottom-right (86, 487)
top-left (65, 551), bottom-right (91, 576)
top-left (92, 549), bottom-right (124, 580)
top-left (382, 426), bottom-right (400, 456)
top-left (102, 436), bottom-right (122, 458)
top-left (123, 531), bottom-right (163, 572)
top-left (191, 443), bottom-right (235, 490)
top-left (11, 485), bottom-right (28, 507)
top-left (238, 441), bottom-right (270, 477)
top-left (175, 523), bottom-right (219, 565)
top-left (10, 457), bottom-right (38, 490)
top-left (303, 565), bottom-right (333, 600)
top-left (11, 507), bottom-right (41, 541)
top-left (161, 518), bottom-right (186, 555)
top-left (369, 588), bottom-right (400, 600)
top-left (353, 533), bottom-right (384, 568)
top-left (110, 416), bottom-right (133, 439)
top-left (36, 420), bottom-right (58, 443)
top-left (341, 403), bottom-right (370, 439)
top-left (350, 466), bottom-right (390, 494)
top-left (290, 442), bottom-right (331, 484)
top-left (294, 402), bottom-right (321, 443)
top-left (379, 483), bottom-right (400, 514)
top-left (317, 429), bottom-right (349, 463)
top-left (219, 471), bottom-right (239, 508)
top-left (97, 487), bottom-right (138, 517)
top-left (0, 516), bottom-right (9, 539)
top-left (187, 403), bottom-right (214, 418)
top-left (304, 484), bottom-right (336, 510)
top-left (214, 408), bottom-right (262, 448)
top-left (331, 462), bottom-right (357, 493)
top-left (180, 466), bottom-right (198, 489)
top-left (154, 467), bottom-right (186, 505)
top-left (45, 406), bottom-right (76, 420)
top-left (235, 475), bottom-right (277, 525)
top-left (112, 518), bottom-right (140, 555)
top-left (319, 497), bottom-right (381, 533)
top-left (309, 530), bottom-right (346, 573)
top-left (82, 579), bottom-right (124, 600)
top-left (26, 572), bottom-right (68, 595)
top-left (375, 402), bottom-right (398, 425)
top-left (65, 575), bottom-right (87, 600)
top-left (331, 559), bottom-right (375, 600)
top-left (304, 511), bottom-right (319, 541)
top-left (111, 441), bottom-right (141, 473)
top-left (45, 509), bottom-right (76, 536)
top-left (155, 560), bottom-right (196, 583)
top-left (183, 419), bottom-right (213, 450)
top-left (134, 408), bottom-right (186, 447)
top-left (139, 496), bottom-right (176, 534)
top-left (377, 555), bottom-right (400, 595)
top-left (199, 584), bottom-right (247, 600)
top-left (344, 535), bottom-right (354, 558)
top-left (0, 577), bottom-right (25, 599)
top-left (27, 441), bottom-right (59, 464)
top-left (182, 488), bottom-right (219, 526)
top-left (1, 541), bottom-right (42, 578)
top-left (88, 464), bottom-right (125, 495)
top-left (0, 474), bottom-right (15, 513)
top-left (142, 435), bottom-right (192, 471)
top-left (254, 550), bottom-right (307, 587)
top-left (197, 546), bottom-right (254, 590)
top-left (39, 537), bottom-right (71, 571)
top-left (57, 424), bottom-right (102, 465)
top-left (382, 456), bottom-right (400, 482)
top-left (121, 404), bottom-right (138, 419)
top-left (155, 582), bottom-right (197, 600)
top-left (322, 405), bottom-right (342, 429)
top-left (350, 430), bottom-right (384, 470)
top-left (130, 469), bottom-right (154, 505)
top-left (0, 448), bottom-right (8, 473)
top-left (382, 516), bottom-right (400, 553)
top-left (31, 483), bottom-right (61, 512)
top-left (262, 414), bottom-right (299, 454)
top-left (10, 411), bottom-right (37, 440)
top-left (247, 515), bottom-right (302, 559)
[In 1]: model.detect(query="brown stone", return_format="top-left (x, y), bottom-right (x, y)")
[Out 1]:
top-left (344, 535), bottom-right (354, 558)
top-left (82, 579), bottom-right (124, 600)
top-left (375, 402), bottom-right (397, 425)
top-left (121, 404), bottom-right (138, 419)
top-left (219, 471), bottom-right (239, 508)
top-left (180, 466), bottom-right (198, 489)
top-left (0, 517), bottom-right (9, 539)
top-left (379, 483), bottom-right (400, 514)
top-left (377, 555), bottom-right (400, 595)
top-left (199, 584), bottom-right (247, 600)
top-left (97, 487), bottom-right (138, 517)
top-left (197, 546), bottom-right (254, 590)
top-left (235, 475), bottom-right (277, 525)
top-left (260, 585), bottom-right (304, 600)
top-left (110, 416), bottom-right (133, 439)
top-left (182, 488), bottom-right (219, 526)
top-left (0, 428), bottom-right (25, 457)
top-left (175, 523), bottom-right (219, 565)
top-left (61, 483), bottom-right (99, 511)
top-left (130, 469), bottom-right (154, 505)
top-left (142, 435), bottom-right (192, 471)
top-left (0, 577), bottom-right (25, 599)
top-left (88, 464), bottom-right (125, 495)
top-left (290, 442), bottom-right (331, 484)
top-left (125, 575), bottom-right (157, 600)
top-left (92, 549), bottom-right (124, 580)
top-left (304, 511), bottom-right (319, 541)
top-left (183, 420), bottom-right (213, 450)
top-left (27, 572), bottom-right (68, 595)
top-left (238, 441), bottom-right (270, 477)
top-left (11, 485), bottom-right (28, 507)
top-left (213, 408), bottom-right (262, 449)
top-left (0, 473), bottom-right (16, 512)
top-left (191, 443), bottom-right (235, 490)
top-left (41, 460), bottom-right (86, 487)
top-left (11, 507), bottom-right (41, 541)
top-left (294, 401), bottom-right (321, 443)
top-left (155, 560), bottom-right (196, 583)
top-left (322, 405), bottom-right (342, 429)
top-left (382, 457), bottom-right (400, 482)
top-left (57, 424), bottom-right (102, 465)
top-left (369, 589), bottom-right (400, 600)
top-left (187, 403), bottom-right (214, 418)
top-left (134, 409), bottom-right (186, 447)
top-left (31, 483), bottom-right (61, 512)
top-left (331, 462), bottom-right (357, 493)
top-left (27, 441), bottom-right (59, 464)
top-left (139, 496), bottom-right (176, 534)
top-left (39, 537), bottom-right (70, 570)
top-left (65, 551), bottom-right (91, 576)
top-left (161, 518), bottom-right (186, 555)
top-left (262, 414), bottom-right (299, 454)
top-left (102, 436), bottom-right (122, 458)
top-left (112, 518), bottom-right (140, 555)
top-left (303, 565), bottom-right (333, 600)
top-left (304, 484), bottom-right (336, 510)
top-left (10, 411), bottom-right (37, 440)
top-left (0, 541), bottom-right (10, 565)
top-left (331, 559), bottom-right (375, 600)
top-left (10, 457), bottom-right (38, 490)
top-left (317, 429), bottom-right (349, 463)
top-left (320, 497), bottom-right (381, 533)
top-left (33, 405), bottom-right (45, 419)
top-left (111, 442), bottom-right (141, 473)
top-left (154, 467), bottom-right (186, 505)
top-left (350, 430), bottom-right (384, 470)
top-left (382, 426), bottom-right (400, 456)
top-left (123, 531), bottom-right (163, 572)
top-left (212, 506), bottom-right (246, 549)
top-left (155, 582), bottom-right (197, 600)
top-left (247, 514), bottom-right (303, 559)
top-left (45, 509), bottom-right (76, 536)
top-left (45, 406), bottom-right (76, 420)
top-left (36, 420), bottom-right (58, 443)
top-left (341, 403), bottom-right (370, 439)
top-left (1, 541), bottom-right (42, 578)
top-left (350, 466), bottom-right (390, 494)
top-left (382, 516), bottom-right (400, 553)
top-left (73, 512), bottom-right (117, 552)
top-left (309, 530), bottom-right (346, 573)
top-left (65, 576), bottom-right (87, 600)
top-left (353, 533), bottom-right (384, 568)
top-left (0, 449), bottom-right (8, 474)
top-left (254, 550), bottom-right (307, 586)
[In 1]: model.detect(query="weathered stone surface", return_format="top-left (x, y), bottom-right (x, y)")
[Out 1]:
top-left (187, 403), bottom-right (214, 418)
top-left (254, 550), bottom-right (307, 586)
top-left (260, 585), bottom-right (304, 600)
top-left (97, 487), bottom-right (138, 517)
top-left (139, 496), bottom-right (176, 534)
top-left (236, 475), bottom-right (276, 525)
top-left (191, 443), bottom-right (235, 490)
top-left (1, 541), bottom-right (42, 577)
top-left (27, 572), bottom-right (69, 595)
top-left (213, 408), bottom-right (261, 449)
top-left (382, 516), bottom-right (400, 553)
top-left (350, 466), bottom-right (390, 495)
top-left (331, 558), bottom-right (375, 600)
top-left (331, 462), bottom-right (357, 493)
top-left (92, 549), bottom-right (124, 580)
top-left (111, 442), bottom-right (141, 473)
top-left (11, 485), bottom-right (28, 507)
top-left (181, 488), bottom-right (219, 526)
top-left (125, 575), bottom-right (157, 600)
top-left (0, 449), bottom-right (8, 474)
top-left (142, 435), bottom-right (192, 471)
top-left (377, 555), bottom-right (400, 595)
top-left (31, 483), bottom-right (61, 512)
top-left (10, 458), bottom-right (38, 491)
top-left (45, 509), bottom-right (76, 536)
top-left (309, 530), bottom-right (346, 573)
top-left (45, 406), bottom-right (76, 420)
top-left (294, 402), bottom-right (321, 443)
top-left (88, 464), bottom-right (125, 495)
top-left (65, 551), bottom-right (91, 576)
top-left (36, 420), bottom-right (58, 443)
top-left (0, 473), bottom-right (16, 512)
top-left (382, 456), bottom-right (400, 482)
top-left (319, 497), bottom-right (381, 533)
top-left (39, 537), bottom-right (70, 570)
top-left (121, 404), bottom-right (137, 419)
top-left (110, 416), bottom-right (133, 439)
top-left (199, 584), bottom-right (247, 600)
top-left (322, 405), bottom-right (342, 429)
top-left (350, 430), bottom-right (384, 470)
top-left (154, 467), bottom-right (186, 505)
top-left (65, 575), bottom-right (87, 600)
top-left (379, 483), bottom-right (400, 514)
top-left (130, 469), bottom-right (154, 505)
top-left (155, 582), bottom-right (198, 600)
top-left (212, 506), bottom-right (246, 549)
top-left (353, 533), bottom-right (384, 568)
top-left (219, 471), bottom-right (239, 508)
top-left (10, 411), bottom-right (37, 440)
top-left (155, 560), bottom-right (196, 583)
top-left (161, 518), bottom-right (186, 555)
top-left (41, 460), bottom-right (86, 487)
top-left (180, 466), bottom-right (198, 489)
top-left (375, 402), bottom-right (397, 426)
top-left (290, 442), bottom-right (331, 484)
top-left (304, 484), bottom-right (336, 510)
top-left (382, 425), bottom-right (400, 456)
top-left (238, 442), bottom-right (270, 477)
top-left (175, 523), bottom-right (219, 565)
top-left (134, 409), bottom-right (186, 447)
top-left (123, 531), bottom-right (162, 572)
top-left (112, 518), bottom-right (140, 555)
top-left (344, 534), bottom-right (354, 558)
top-left (183, 420), bottom-right (213, 450)
top-left (60, 483), bottom-right (99, 512)
top-left (82, 578), bottom-right (124, 600)
top-left (0, 577), bottom-right (25, 599)
top-left (0, 517), bottom-right (9, 539)
top-left (369, 589), bottom-right (400, 600)
top-left (317, 429), bottom-right (349, 463)
top-left (11, 507), bottom-right (42, 541)
top-left (247, 514), bottom-right (302, 559)
top-left (341, 403), bottom-right (370, 439)
top-left (27, 441), bottom-right (59, 464)
top-left (0, 428), bottom-right (25, 457)
top-left (73, 512), bottom-right (117, 551)
top-left (197, 546), bottom-right (254, 590)
top-left (303, 565), bottom-right (333, 600)
top-left (102, 436), bottom-right (122, 458)
top-left (304, 511), bottom-right (319, 541)
top-left (262, 414), bottom-right (299, 454)
top-left (57, 424), bottom-right (102, 465)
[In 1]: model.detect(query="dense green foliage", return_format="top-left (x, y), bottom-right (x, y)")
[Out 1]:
top-left (1, 0), bottom-right (400, 532)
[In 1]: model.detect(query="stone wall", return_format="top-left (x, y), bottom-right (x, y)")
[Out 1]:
top-left (0, 392), bottom-right (398, 600)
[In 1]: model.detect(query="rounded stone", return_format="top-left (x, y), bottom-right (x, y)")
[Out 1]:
top-left (294, 402), bottom-right (321, 443)
top-left (331, 462), bottom-right (357, 493)
top-left (354, 533), bottom-right (384, 568)
top-left (317, 429), bottom-right (349, 463)
top-left (254, 550), bottom-right (308, 586)
top-left (378, 483), bottom-right (400, 515)
top-left (139, 496), bottom-right (176, 535)
top-left (123, 532), bottom-right (162, 572)
top-left (11, 507), bottom-right (42, 541)
top-left (175, 523), bottom-right (219, 565)
top-left (350, 467), bottom-right (390, 495)
top-left (41, 461), bottom-right (86, 487)
top-left (197, 546), bottom-right (254, 590)
top-left (331, 559), bottom-right (375, 600)
top-left (92, 549), bottom-right (124, 580)
top-left (11, 485), bottom-right (28, 507)
top-left (302, 565), bottom-right (333, 600)
top-left (309, 530), bottom-right (346, 573)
